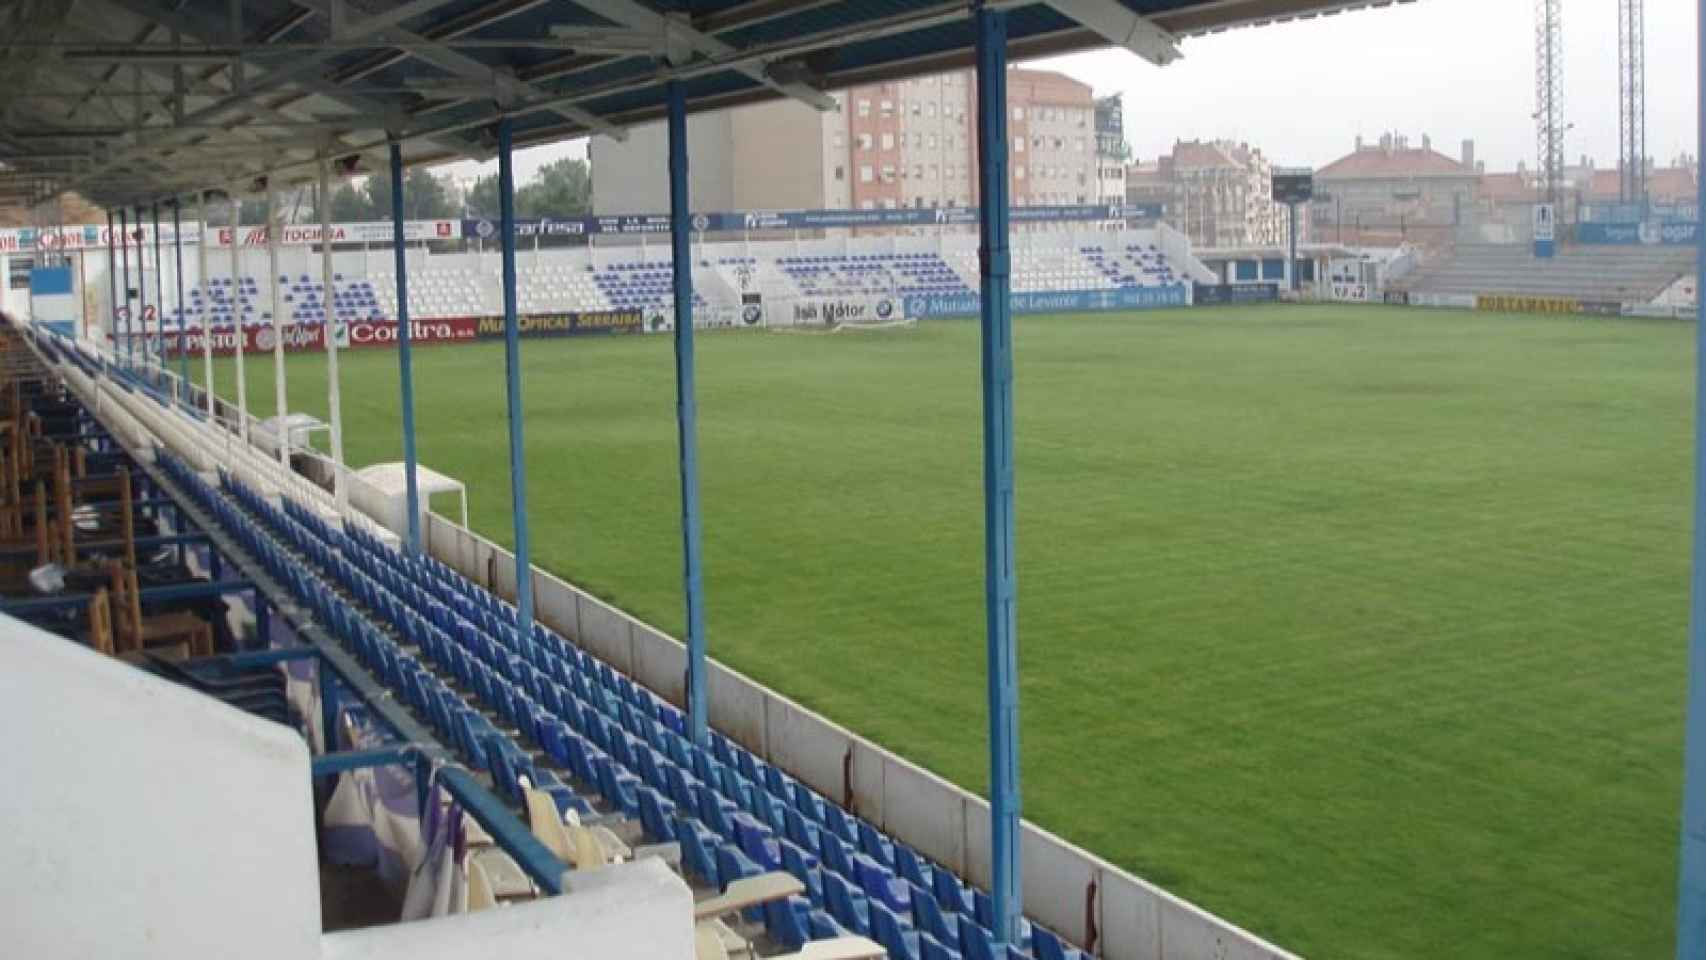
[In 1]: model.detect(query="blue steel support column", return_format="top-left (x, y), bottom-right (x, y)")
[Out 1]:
top-left (118, 208), bottom-right (132, 365)
top-left (172, 200), bottom-right (188, 389)
top-left (104, 210), bottom-right (118, 354)
top-left (135, 208), bottom-right (149, 370)
top-left (152, 202), bottom-right (165, 371)
top-left (1676, 3), bottom-right (1706, 955)
top-left (667, 82), bottom-right (709, 747)
top-left (390, 142), bottom-right (422, 555)
top-left (974, 4), bottom-right (1022, 946)
top-left (497, 117), bottom-right (535, 638)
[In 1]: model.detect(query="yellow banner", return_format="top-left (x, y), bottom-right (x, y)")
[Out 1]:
top-left (1475, 293), bottom-right (1581, 315)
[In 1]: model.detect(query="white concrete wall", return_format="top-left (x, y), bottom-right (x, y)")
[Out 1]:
top-left (0, 614), bottom-right (322, 960)
top-left (322, 859), bottom-right (692, 960)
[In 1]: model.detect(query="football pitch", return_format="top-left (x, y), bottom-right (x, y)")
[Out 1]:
top-left (209, 304), bottom-right (1690, 959)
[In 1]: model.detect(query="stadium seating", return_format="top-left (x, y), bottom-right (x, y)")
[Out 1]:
top-left (775, 253), bottom-right (973, 299)
top-left (594, 259), bottom-right (709, 312)
top-left (369, 267), bottom-right (488, 319)
top-left (177, 274), bottom-right (387, 328)
top-left (144, 426), bottom-right (1092, 960)
top-left (1396, 243), bottom-right (1695, 302)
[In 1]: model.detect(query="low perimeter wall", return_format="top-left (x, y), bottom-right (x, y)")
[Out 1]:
top-left (423, 512), bottom-right (1301, 960)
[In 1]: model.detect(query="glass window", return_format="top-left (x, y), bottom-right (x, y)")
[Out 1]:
top-left (880, 100), bottom-right (894, 117)
top-left (926, 103), bottom-right (937, 118)
top-left (1013, 107), bottom-right (1024, 121)
top-left (913, 164), bottom-right (923, 179)
top-left (834, 166), bottom-right (845, 181)
top-left (858, 133), bottom-right (873, 150)
top-left (928, 134), bottom-right (938, 149)
top-left (857, 99), bottom-right (870, 118)
top-left (860, 165), bottom-right (874, 183)
top-left (833, 133), bottom-right (845, 149)
top-left (1015, 165), bottom-right (1026, 180)
top-left (1014, 136), bottom-right (1025, 153)
top-left (881, 133), bottom-right (894, 150)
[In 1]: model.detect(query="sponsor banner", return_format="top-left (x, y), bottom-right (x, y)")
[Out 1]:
top-left (0, 223), bottom-right (201, 253)
top-left (1192, 283), bottom-right (1280, 305)
top-left (213, 219), bottom-right (456, 248)
top-left (346, 317), bottom-right (480, 348)
top-left (461, 202), bottom-right (1167, 239)
top-left (1475, 293), bottom-right (1581, 315)
top-left (905, 284), bottom-right (1187, 319)
top-left (1578, 300), bottom-right (1624, 317)
top-left (1384, 290), bottom-right (1411, 306)
top-left (471, 310), bottom-right (647, 339)
top-left (1329, 282), bottom-right (1370, 302)
top-left (1577, 220), bottom-right (1698, 245)
top-left (785, 296), bottom-right (904, 326)
top-left (1406, 292), bottom-right (1477, 309)
top-left (156, 322), bottom-right (326, 358)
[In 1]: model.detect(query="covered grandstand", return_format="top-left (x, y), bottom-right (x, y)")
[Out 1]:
top-left (4, 2), bottom-right (1706, 960)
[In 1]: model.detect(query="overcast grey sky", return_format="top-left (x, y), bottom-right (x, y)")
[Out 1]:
top-left (443, 0), bottom-right (1699, 184)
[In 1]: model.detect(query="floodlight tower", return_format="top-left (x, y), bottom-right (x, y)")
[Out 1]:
top-left (1534, 0), bottom-right (1564, 205)
top-left (1618, 0), bottom-right (1646, 204)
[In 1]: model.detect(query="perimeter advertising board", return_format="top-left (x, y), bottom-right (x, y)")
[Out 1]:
top-left (905, 284), bottom-right (1187, 319)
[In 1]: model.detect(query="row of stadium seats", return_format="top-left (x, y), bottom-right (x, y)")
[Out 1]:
top-left (157, 426), bottom-right (1086, 960)
top-left (1396, 243), bottom-right (1695, 302)
top-left (775, 254), bottom-right (974, 299)
top-left (173, 274), bottom-right (387, 327)
top-left (594, 260), bottom-right (709, 312)
top-left (158, 242), bottom-right (1184, 327)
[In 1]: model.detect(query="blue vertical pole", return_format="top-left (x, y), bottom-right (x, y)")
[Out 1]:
top-left (497, 117), bottom-right (535, 640)
top-left (172, 200), bottom-right (187, 389)
top-left (152, 202), bottom-right (164, 372)
top-left (1676, 4), bottom-right (1706, 955)
top-left (974, 4), bottom-right (1021, 946)
top-left (667, 81), bottom-right (709, 746)
top-left (136, 207), bottom-right (149, 370)
top-left (118, 208), bottom-right (131, 366)
top-left (390, 142), bottom-right (422, 555)
top-left (104, 209), bottom-right (118, 354)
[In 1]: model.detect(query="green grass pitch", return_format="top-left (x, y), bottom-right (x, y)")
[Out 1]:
top-left (207, 304), bottom-right (1689, 959)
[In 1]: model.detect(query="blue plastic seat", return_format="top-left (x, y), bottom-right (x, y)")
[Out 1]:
top-left (914, 882), bottom-right (960, 950)
top-left (854, 854), bottom-right (912, 913)
top-left (872, 900), bottom-right (926, 960)
top-left (733, 813), bottom-right (782, 871)
top-left (823, 870), bottom-right (871, 936)
top-left (764, 895), bottom-right (820, 950)
top-left (676, 816), bottom-right (721, 887)
top-left (780, 840), bottom-right (823, 907)
top-left (1032, 927), bottom-right (1086, 960)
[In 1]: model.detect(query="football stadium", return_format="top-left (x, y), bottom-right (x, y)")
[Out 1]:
top-left (1, 2), bottom-right (1703, 960)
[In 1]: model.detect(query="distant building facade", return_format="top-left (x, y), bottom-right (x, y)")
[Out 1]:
top-left (1126, 139), bottom-right (1293, 249)
top-left (1094, 94), bottom-right (1128, 205)
top-left (591, 66), bottom-right (1102, 219)
top-left (1309, 132), bottom-right (1478, 246)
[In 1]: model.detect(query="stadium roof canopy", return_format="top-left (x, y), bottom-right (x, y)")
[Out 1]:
top-left (0, 0), bottom-right (1409, 208)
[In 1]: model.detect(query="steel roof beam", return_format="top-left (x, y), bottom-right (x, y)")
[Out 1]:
top-left (1030, 0), bottom-right (1183, 65)
top-left (289, 0), bottom-right (626, 139)
top-left (567, 0), bottom-right (837, 111)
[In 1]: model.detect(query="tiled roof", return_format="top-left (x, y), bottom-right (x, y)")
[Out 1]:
top-left (1317, 147), bottom-right (1472, 179)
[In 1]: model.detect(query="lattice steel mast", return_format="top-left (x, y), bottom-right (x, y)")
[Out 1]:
top-left (1619, 0), bottom-right (1646, 203)
top-left (1535, 0), bottom-right (1564, 205)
